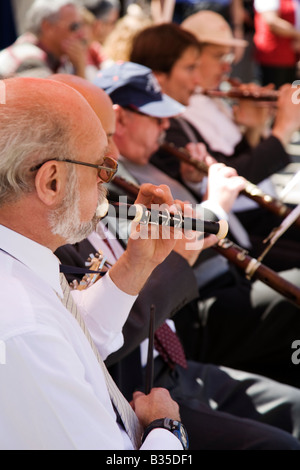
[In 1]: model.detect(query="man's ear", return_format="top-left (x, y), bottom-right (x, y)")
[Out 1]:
top-left (40, 19), bottom-right (53, 38)
top-left (34, 161), bottom-right (65, 207)
top-left (113, 104), bottom-right (122, 120)
top-left (113, 104), bottom-right (128, 135)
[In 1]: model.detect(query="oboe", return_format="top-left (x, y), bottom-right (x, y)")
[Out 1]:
top-left (214, 239), bottom-right (300, 308)
top-left (102, 201), bottom-right (229, 239)
top-left (160, 142), bottom-right (300, 229)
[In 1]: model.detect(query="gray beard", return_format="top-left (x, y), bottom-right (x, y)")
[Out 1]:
top-left (49, 177), bottom-right (107, 245)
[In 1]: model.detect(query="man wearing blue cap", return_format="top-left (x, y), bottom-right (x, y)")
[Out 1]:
top-left (94, 60), bottom-right (244, 210)
top-left (94, 61), bottom-right (187, 168)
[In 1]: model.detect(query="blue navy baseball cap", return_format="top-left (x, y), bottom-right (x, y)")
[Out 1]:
top-left (93, 61), bottom-right (185, 118)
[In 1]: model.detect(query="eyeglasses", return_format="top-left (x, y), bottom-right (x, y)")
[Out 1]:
top-left (203, 46), bottom-right (235, 65)
top-left (68, 22), bottom-right (83, 32)
top-left (30, 156), bottom-right (118, 183)
top-left (123, 106), bottom-right (165, 126)
top-left (208, 51), bottom-right (235, 65)
top-left (219, 52), bottom-right (235, 65)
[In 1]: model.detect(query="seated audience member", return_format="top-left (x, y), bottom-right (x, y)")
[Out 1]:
top-left (92, 61), bottom-right (300, 389)
top-left (253, 0), bottom-right (300, 89)
top-left (79, 6), bottom-right (102, 81)
top-left (101, 4), bottom-right (153, 68)
top-left (0, 0), bottom-right (88, 79)
top-left (130, 20), bottom-right (300, 273)
top-left (51, 72), bottom-right (300, 450)
top-left (86, 0), bottom-right (121, 46)
top-left (0, 75), bottom-right (192, 450)
top-left (82, 0), bottom-right (121, 80)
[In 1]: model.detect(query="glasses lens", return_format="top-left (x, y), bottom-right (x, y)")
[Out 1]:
top-left (221, 53), bottom-right (235, 64)
top-left (99, 157), bottom-right (118, 182)
top-left (69, 22), bottom-right (82, 32)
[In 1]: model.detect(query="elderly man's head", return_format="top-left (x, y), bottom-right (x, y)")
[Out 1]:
top-left (93, 61), bottom-right (184, 165)
top-left (181, 11), bottom-right (248, 89)
top-left (50, 73), bottom-right (119, 161)
top-left (0, 76), bottom-right (108, 246)
top-left (26, 0), bottom-right (85, 57)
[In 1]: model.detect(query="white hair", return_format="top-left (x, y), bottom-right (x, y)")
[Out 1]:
top-left (0, 79), bottom-right (75, 205)
top-left (26, 0), bottom-right (81, 35)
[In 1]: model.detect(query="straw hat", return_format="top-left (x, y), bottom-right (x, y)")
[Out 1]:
top-left (181, 11), bottom-right (248, 48)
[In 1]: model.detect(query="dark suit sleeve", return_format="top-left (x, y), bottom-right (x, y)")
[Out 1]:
top-left (55, 240), bottom-right (97, 283)
top-left (55, 240), bottom-right (199, 366)
top-left (152, 118), bottom-right (290, 185)
top-left (105, 251), bottom-right (199, 366)
top-left (221, 135), bottom-right (290, 184)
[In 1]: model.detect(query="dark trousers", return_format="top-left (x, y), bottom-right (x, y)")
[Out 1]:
top-left (150, 358), bottom-right (300, 450)
top-left (175, 266), bottom-right (300, 388)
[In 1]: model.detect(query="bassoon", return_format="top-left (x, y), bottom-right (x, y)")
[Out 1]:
top-left (202, 87), bottom-right (279, 102)
top-left (110, 175), bottom-right (140, 199)
top-left (110, 174), bottom-right (300, 307)
top-left (160, 142), bottom-right (300, 229)
top-left (215, 238), bottom-right (300, 308)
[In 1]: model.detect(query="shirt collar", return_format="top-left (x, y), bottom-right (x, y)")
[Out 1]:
top-left (0, 225), bottom-right (63, 296)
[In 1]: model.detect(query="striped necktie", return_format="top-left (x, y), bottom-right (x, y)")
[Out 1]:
top-left (59, 273), bottom-right (143, 449)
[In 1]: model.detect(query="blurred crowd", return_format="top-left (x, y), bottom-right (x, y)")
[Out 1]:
top-left (1, 0), bottom-right (300, 87)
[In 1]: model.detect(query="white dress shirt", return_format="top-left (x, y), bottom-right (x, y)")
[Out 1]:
top-left (184, 94), bottom-right (242, 156)
top-left (88, 224), bottom-right (176, 367)
top-left (0, 225), bottom-right (181, 450)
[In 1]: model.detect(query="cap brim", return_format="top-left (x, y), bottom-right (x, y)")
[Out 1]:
top-left (137, 93), bottom-right (185, 117)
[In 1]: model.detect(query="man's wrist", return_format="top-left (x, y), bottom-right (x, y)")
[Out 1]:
top-left (109, 252), bottom-right (155, 295)
top-left (141, 418), bottom-right (189, 450)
